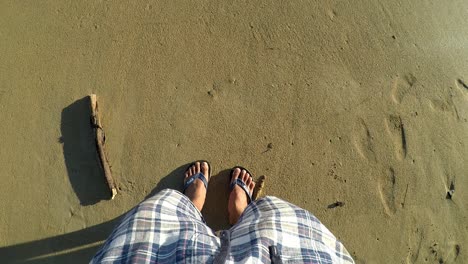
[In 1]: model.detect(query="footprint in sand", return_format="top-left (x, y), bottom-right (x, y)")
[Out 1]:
top-left (427, 242), bottom-right (461, 264)
top-left (353, 117), bottom-right (407, 215)
top-left (352, 118), bottom-right (377, 162)
top-left (427, 79), bottom-right (468, 122)
top-left (406, 227), bottom-right (423, 264)
top-left (429, 98), bottom-right (452, 112)
top-left (378, 167), bottom-right (397, 216)
top-left (385, 115), bottom-right (407, 161)
top-left (391, 74), bottom-right (417, 104)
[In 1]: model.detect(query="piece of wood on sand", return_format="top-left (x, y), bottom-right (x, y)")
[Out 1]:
top-left (89, 94), bottom-right (117, 199)
top-left (252, 175), bottom-right (266, 200)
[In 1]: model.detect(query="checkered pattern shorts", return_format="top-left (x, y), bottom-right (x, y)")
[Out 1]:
top-left (91, 189), bottom-right (354, 263)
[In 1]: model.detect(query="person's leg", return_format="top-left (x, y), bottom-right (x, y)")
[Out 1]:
top-left (228, 167), bottom-right (255, 225)
top-left (184, 161), bottom-right (210, 211)
top-left (91, 162), bottom-right (220, 263)
top-left (226, 168), bottom-right (354, 264)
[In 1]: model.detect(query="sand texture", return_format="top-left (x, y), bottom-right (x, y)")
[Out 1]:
top-left (1, 1), bottom-right (467, 263)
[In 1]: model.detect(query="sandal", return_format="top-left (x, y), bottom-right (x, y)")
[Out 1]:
top-left (229, 166), bottom-right (254, 204)
top-left (183, 160), bottom-right (211, 193)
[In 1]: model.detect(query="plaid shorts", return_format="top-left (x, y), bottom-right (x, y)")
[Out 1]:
top-left (91, 189), bottom-right (354, 263)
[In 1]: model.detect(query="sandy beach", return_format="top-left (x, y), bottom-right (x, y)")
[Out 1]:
top-left (1, 1), bottom-right (467, 263)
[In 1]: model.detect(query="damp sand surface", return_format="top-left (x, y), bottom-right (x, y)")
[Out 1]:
top-left (1, 1), bottom-right (468, 263)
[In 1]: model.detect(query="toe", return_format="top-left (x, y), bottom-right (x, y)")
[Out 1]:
top-left (240, 169), bottom-right (247, 180)
top-left (244, 174), bottom-right (251, 185)
top-left (242, 170), bottom-right (250, 183)
top-left (232, 168), bottom-right (241, 182)
top-left (249, 181), bottom-right (255, 192)
top-left (195, 161), bottom-right (201, 173)
top-left (201, 162), bottom-right (209, 178)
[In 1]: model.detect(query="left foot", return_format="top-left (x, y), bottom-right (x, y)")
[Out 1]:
top-left (184, 161), bottom-right (210, 211)
top-left (228, 168), bottom-right (255, 225)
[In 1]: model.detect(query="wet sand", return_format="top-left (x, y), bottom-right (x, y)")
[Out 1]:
top-left (1, 1), bottom-right (467, 263)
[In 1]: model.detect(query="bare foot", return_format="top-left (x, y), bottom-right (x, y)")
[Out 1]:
top-left (184, 161), bottom-right (210, 211)
top-left (228, 168), bottom-right (255, 225)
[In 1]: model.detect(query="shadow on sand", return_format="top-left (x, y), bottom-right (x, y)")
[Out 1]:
top-left (60, 97), bottom-right (110, 206)
top-left (146, 165), bottom-right (232, 231)
top-left (1, 99), bottom-right (231, 263)
top-left (0, 217), bottom-right (122, 264)
top-left (1, 165), bottom-right (232, 263)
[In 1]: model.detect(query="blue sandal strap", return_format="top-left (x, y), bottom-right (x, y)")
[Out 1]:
top-left (230, 178), bottom-right (252, 203)
top-left (183, 172), bottom-right (208, 193)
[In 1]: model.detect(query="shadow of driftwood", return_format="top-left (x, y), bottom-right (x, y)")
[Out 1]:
top-left (60, 97), bottom-right (110, 205)
top-left (0, 163), bottom-right (232, 263)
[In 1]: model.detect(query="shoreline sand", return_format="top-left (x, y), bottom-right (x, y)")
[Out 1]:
top-left (1, 1), bottom-right (467, 262)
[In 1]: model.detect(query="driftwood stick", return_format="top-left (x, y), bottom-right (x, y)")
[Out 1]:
top-left (252, 175), bottom-right (266, 200)
top-left (89, 94), bottom-right (117, 199)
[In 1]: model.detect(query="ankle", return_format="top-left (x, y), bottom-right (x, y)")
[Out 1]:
top-left (193, 199), bottom-right (204, 211)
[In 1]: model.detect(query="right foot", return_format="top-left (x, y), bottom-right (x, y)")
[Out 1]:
top-left (228, 167), bottom-right (255, 225)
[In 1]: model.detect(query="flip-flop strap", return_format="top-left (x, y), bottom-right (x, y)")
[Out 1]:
top-left (183, 172), bottom-right (208, 192)
top-left (230, 178), bottom-right (252, 203)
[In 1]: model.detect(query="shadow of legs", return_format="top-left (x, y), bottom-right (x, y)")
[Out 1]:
top-left (202, 169), bottom-right (231, 231)
top-left (0, 217), bottom-right (121, 263)
top-left (146, 165), bottom-right (231, 231)
top-left (1, 164), bottom-right (234, 263)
